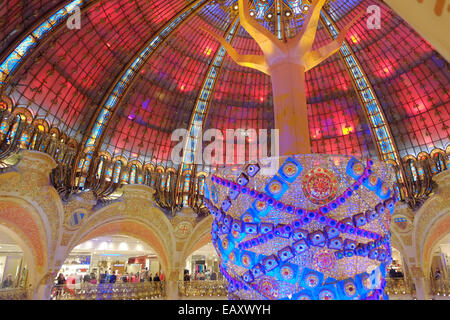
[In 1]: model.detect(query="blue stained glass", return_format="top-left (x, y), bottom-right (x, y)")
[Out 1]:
top-left (182, 18), bottom-right (239, 167)
top-left (321, 10), bottom-right (398, 163)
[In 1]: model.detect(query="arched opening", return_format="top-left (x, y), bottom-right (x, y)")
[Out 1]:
top-left (419, 202), bottom-right (450, 299)
top-left (0, 199), bottom-right (48, 297)
top-left (385, 247), bottom-right (415, 298)
top-left (184, 243), bottom-right (220, 281)
top-left (428, 233), bottom-right (450, 297)
top-left (180, 242), bottom-right (227, 299)
top-left (0, 230), bottom-right (31, 300)
top-left (53, 234), bottom-right (166, 300)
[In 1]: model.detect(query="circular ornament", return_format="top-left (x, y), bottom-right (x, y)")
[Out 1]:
top-left (241, 253), bottom-right (252, 268)
top-left (222, 237), bottom-right (229, 250)
top-left (344, 281), bottom-right (357, 297)
top-left (353, 162), bottom-right (364, 176)
top-left (174, 221), bottom-right (193, 239)
top-left (257, 277), bottom-right (279, 299)
top-left (268, 180), bottom-right (283, 195)
top-left (229, 251), bottom-right (236, 264)
top-left (302, 168), bottom-right (338, 205)
top-left (305, 273), bottom-right (320, 288)
top-left (313, 249), bottom-right (336, 273)
top-left (368, 174), bottom-right (378, 186)
top-left (283, 163), bottom-right (298, 178)
top-left (296, 293), bottom-right (312, 300)
top-left (280, 265), bottom-right (295, 281)
top-left (255, 200), bottom-right (267, 211)
top-left (318, 289), bottom-right (335, 300)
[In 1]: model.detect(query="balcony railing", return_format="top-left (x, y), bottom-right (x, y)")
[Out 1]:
top-left (0, 107), bottom-right (448, 215)
top-left (50, 282), bottom-right (166, 300)
top-left (0, 287), bottom-right (32, 300)
top-left (385, 277), bottom-right (416, 297)
top-left (430, 277), bottom-right (450, 297)
top-left (0, 108), bottom-right (77, 171)
top-left (393, 149), bottom-right (449, 209)
top-left (178, 280), bottom-right (228, 298)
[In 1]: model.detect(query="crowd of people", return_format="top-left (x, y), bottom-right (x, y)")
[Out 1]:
top-left (53, 268), bottom-right (167, 298)
top-left (183, 270), bottom-right (221, 281)
top-left (54, 269), bottom-right (165, 291)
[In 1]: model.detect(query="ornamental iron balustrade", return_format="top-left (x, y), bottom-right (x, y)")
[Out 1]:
top-left (385, 277), bottom-right (416, 297)
top-left (178, 280), bottom-right (228, 298)
top-left (0, 108), bottom-right (77, 171)
top-left (50, 282), bottom-right (165, 300)
top-left (0, 286), bottom-right (32, 300)
top-left (430, 275), bottom-right (450, 297)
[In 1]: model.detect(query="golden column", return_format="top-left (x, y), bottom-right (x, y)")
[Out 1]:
top-left (203, 0), bottom-right (363, 156)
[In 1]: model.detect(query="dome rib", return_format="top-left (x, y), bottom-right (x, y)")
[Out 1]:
top-left (321, 9), bottom-right (402, 166)
top-left (0, 0), bottom-right (84, 86)
top-left (181, 17), bottom-right (240, 172)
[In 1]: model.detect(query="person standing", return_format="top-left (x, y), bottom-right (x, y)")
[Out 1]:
top-left (99, 271), bottom-right (107, 284)
top-left (55, 273), bottom-right (65, 298)
top-left (109, 272), bottom-right (117, 283)
top-left (435, 268), bottom-right (441, 280)
top-left (90, 274), bottom-right (97, 285)
top-left (83, 273), bottom-right (90, 283)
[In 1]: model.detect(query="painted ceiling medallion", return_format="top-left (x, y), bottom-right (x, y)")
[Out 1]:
top-left (174, 221), bottom-right (194, 239)
top-left (301, 167), bottom-right (338, 205)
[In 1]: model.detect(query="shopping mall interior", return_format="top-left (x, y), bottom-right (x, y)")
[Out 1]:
top-left (0, 0), bottom-right (449, 301)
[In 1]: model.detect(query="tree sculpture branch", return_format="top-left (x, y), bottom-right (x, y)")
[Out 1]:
top-left (237, 0), bottom-right (284, 56)
top-left (202, 0), bottom-right (364, 74)
top-left (294, 0), bottom-right (328, 52)
top-left (303, 10), bottom-right (365, 71)
top-left (200, 26), bottom-right (270, 75)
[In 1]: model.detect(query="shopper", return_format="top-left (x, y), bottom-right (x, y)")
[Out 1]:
top-left (99, 271), bottom-right (107, 284)
top-left (114, 270), bottom-right (120, 281)
top-left (90, 274), bottom-right (97, 285)
top-left (435, 268), bottom-right (441, 280)
top-left (55, 273), bottom-right (65, 298)
top-left (147, 272), bottom-right (153, 282)
top-left (160, 272), bottom-right (165, 282)
top-left (2, 274), bottom-right (14, 288)
top-left (56, 273), bottom-right (66, 285)
top-left (153, 273), bottom-right (160, 282)
top-left (389, 267), bottom-right (396, 278)
top-left (210, 272), bottom-right (217, 281)
top-left (184, 272), bottom-right (190, 282)
top-left (109, 272), bottom-right (117, 283)
top-left (83, 273), bottom-right (91, 283)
